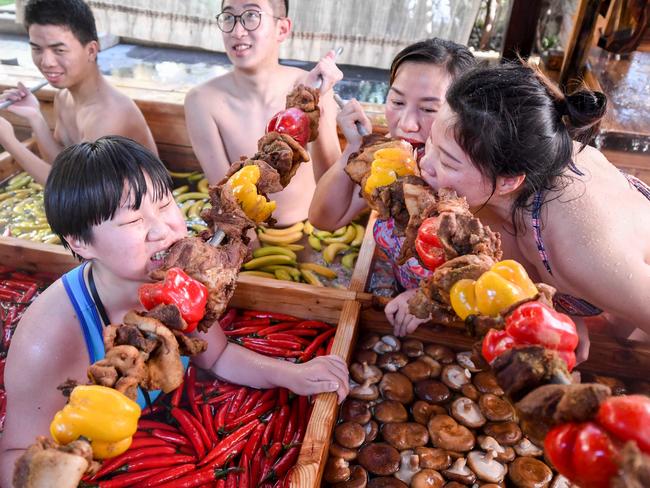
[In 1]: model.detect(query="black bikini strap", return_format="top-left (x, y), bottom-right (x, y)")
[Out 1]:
top-left (88, 265), bottom-right (111, 327)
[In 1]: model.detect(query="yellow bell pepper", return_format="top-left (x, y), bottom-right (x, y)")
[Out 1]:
top-left (450, 260), bottom-right (538, 320)
top-left (364, 147), bottom-right (416, 194)
top-left (227, 165), bottom-right (276, 223)
top-left (50, 385), bottom-right (141, 459)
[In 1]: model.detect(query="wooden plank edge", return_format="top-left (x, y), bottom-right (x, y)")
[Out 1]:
top-left (348, 211), bottom-right (377, 293)
top-left (291, 299), bottom-right (361, 487)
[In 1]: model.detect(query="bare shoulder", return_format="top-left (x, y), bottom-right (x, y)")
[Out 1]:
top-left (187, 72), bottom-right (235, 101)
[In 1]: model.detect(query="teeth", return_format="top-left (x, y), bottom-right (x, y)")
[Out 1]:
top-left (151, 250), bottom-right (169, 261)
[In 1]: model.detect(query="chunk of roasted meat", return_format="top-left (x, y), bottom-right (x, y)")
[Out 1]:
top-left (152, 237), bottom-right (246, 331)
top-left (406, 283), bottom-right (456, 324)
top-left (13, 437), bottom-right (96, 488)
top-left (254, 132), bottom-right (310, 188)
top-left (285, 84), bottom-right (320, 142)
top-left (611, 442), bottom-right (650, 488)
top-left (375, 176), bottom-right (427, 231)
top-left (515, 383), bottom-right (612, 444)
top-left (87, 344), bottom-right (146, 400)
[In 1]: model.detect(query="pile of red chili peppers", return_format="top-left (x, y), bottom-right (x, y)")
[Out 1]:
top-left (0, 266), bottom-right (53, 433)
top-left (85, 308), bottom-right (334, 488)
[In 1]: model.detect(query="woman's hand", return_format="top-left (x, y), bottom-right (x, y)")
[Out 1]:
top-left (385, 289), bottom-right (430, 337)
top-left (574, 317), bottom-right (591, 365)
top-left (1, 82), bottom-right (41, 121)
top-left (336, 99), bottom-right (372, 150)
top-left (284, 354), bottom-right (349, 403)
top-left (303, 50), bottom-right (343, 95)
top-left (0, 116), bottom-right (16, 146)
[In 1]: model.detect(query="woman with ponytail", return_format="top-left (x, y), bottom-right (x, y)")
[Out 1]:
top-left (387, 62), bottom-right (650, 350)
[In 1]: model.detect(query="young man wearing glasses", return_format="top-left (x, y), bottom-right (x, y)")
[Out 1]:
top-left (185, 0), bottom-right (343, 226)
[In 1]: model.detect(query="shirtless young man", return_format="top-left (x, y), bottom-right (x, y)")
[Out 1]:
top-left (0, 0), bottom-right (156, 184)
top-left (185, 0), bottom-right (342, 226)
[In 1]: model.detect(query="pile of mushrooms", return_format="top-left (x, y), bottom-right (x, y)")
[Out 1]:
top-left (324, 335), bottom-right (569, 488)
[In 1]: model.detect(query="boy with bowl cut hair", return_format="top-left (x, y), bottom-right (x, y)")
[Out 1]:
top-left (186, 0), bottom-right (343, 226)
top-left (0, 0), bottom-right (157, 184)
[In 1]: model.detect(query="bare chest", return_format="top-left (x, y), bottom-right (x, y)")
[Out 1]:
top-left (55, 99), bottom-right (93, 146)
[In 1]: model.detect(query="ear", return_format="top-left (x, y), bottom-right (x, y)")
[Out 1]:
top-left (86, 40), bottom-right (99, 62)
top-left (66, 235), bottom-right (95, 260)
top-left (496, 174), bottom-right (525, 196)
top-left (276, 17), bottom-right (292, 42)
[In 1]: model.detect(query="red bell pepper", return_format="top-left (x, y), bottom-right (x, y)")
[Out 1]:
top-left (545, 394), bottom-right (650, 488)
top-left (414, 217), bottom-right (445, 271)
top-left (482, 301), bottom-right (579, 371)
top-left (139, 268), bottom-right (207, 333)
top-left (266, 108), bottom-right (310, 147)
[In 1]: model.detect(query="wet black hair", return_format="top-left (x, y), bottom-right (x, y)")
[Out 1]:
top-left (24, 0), bottom-right (99, 45)
top-left (389, 38), bottom-right (477, 86)
top-left (45, 136), bottom-right (173, 257)
top-left (220, 0), bottom-right (288, 16)
top-left (446, 61), bottom-right (607, 232)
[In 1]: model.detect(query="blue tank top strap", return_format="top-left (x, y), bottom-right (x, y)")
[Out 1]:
top-left (62, 262), bottom-right (105, 364)
top-left (530, 192), bottom-right (553, 276)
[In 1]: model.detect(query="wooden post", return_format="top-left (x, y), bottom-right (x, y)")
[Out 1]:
top-left (559, 0), bottom-right (602, 88)
top-left (501, 0), bottom-right (544, 61)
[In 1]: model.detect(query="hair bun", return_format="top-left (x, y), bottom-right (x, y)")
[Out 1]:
top-left (565, 90), bottom-right (607, 127)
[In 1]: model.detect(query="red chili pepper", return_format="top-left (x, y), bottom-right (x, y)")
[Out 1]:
top-left (135, 463), bottom-right (196, 488)
top-left (170, 385), bottom-right (184, 408)
top-left (282, 400), bottom-right (299, 446)
top-left (139, 268), bottom-right (208, 332)
top-left (223, 326), bottom-right (267, 337)
top-left (138, 420), bottom-right (179, 432)
top-left (113, 454), bottom-right (195, 474)
top-left (216, 480), bottom-right (226, 488)
top-left (240, 337), bottom-right (303, 351)
top-left (262, 445), bottom-right (300, 482)
top-left (187, 409), bottom-right (212, 451)
top-left (141, 404), bottom-right (166, 417)
top-left (227, 387), bottom-right (249, 421)
top-left (171, 407), bottom-right (206, 458)
top-left (596, 394), bottom-right (650, 454)
top-left (213, 400), bottom-right (229, 433)
top-left (239, 453), bottom-right (250, 488)
top-left (149, 429), bottom-right (191, 448)
top-left (256, 322), bottom-right (300, 337)
top-left (153, 467), bottom-right (235, 488)
top-left (202, 403), bottom-right (217, 444)
top-left (185, 365), bottom-right (201, 420)
top-left (325, 335), bottom-right (335, 355)
top-left (238, 389), bottom-right (263, 415)
top-left (239, 342), bottom-right (302, 357)
top-left (242, 421), bottom-right (266, 460)
top-left (415, 216), bottom-right (446, 271)
top-left (199, 419), bottom-right (260, 467)
top-left (232, 318), bottom-right (271, 329)
top-left (204, 390), bottom-right (238, 405)
top-left (545, 422), bottom-right (618, 488)
top-left (273, 405), bottom-right (290, 444)
top-left (225, 469), bottom-right (238, 488)
top-left (482, 301), bottom-right (579, 371)
top-left (96, 467), bottom-right (167, 488)
top-left (298, 328), bottom-right (336, 363)
top-left (241, 311), bottom-right (299, 322)
top-left (218, 309), bottom-right (238, 331)
top-left (223, 400), bottom-right (275, 431)
top-left (260, 442), bottom-right (283, 483)
top-left (294, 320), bottom-right (332, 330)
top-left (92, 446), bottom-right (178, 480)
top-left (278, 328), bottom-right (319, 337)
top-left (266, 333), bottom-right (310, 346)
top-left (128, 437), bottom-right (172, 450)
top-left (293, 395), bottom-right (310, 442)
top-left (261, 411), bottom-right (277, 447)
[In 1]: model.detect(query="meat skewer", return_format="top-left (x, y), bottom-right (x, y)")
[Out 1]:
top-left (0, 79), bottom-right (48, 110)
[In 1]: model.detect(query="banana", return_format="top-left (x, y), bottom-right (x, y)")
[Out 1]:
top-left (175, 192), bottom-right (210, 203)
top-left (190, 223), bottom-right (208, 233)
top-left (332, 225), bottom-right (348, 237)
top-left (253, 246), bottom-right (297, 260)
top-left (259, 221), bottom-right (304, 236)
top-left (257, 230), bottom-right (303, 245)
top-left (303, 220), bottom-right (314, 235)
top-left (261, 265), bottom-right (302, 281)
top-left (240, 270), bottom-right (276, 279)
top-left (299, 263), bottom-right (337, 280)
top-left (180, 200), bottom-right (195, 218)
top-left (187, 200), bottom-right (205, 220)
top-left (300, 269), bottom-right (324, 287)
top-left (314, 230), bottom-right (333, 240)
top-left (322, 225), bottom-right (356, 245)
top-left (7, 172), bottom-right (29, 186)
top-left (350, 223), bottom-right (366, 247)
top-left (188, 172), bottom-right (205, 182)
top-left (283, 244), bottom-right (304, 251)
top-left (308, 234), bottom-right (322, 251)
top-left (323, 243), bottom-right (350, 264)
top-left (172, 185), bottom-right (189, 197)
top-left (342, 252), bottom-right (359, 270)
top-left (197, 178), bottom-right (210, 194)
top-left (274, 268), bottom-right (293, 281)
top-left (168, 170), bottom-right (197, 179)
top-left (243, 254), bottom-right (296, 270)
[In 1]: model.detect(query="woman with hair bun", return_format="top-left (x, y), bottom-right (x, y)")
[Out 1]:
top-left (387, 62), bottom-right (650, 349)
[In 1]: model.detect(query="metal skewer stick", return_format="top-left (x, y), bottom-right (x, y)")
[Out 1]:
top-left (0, 80), bottom-right (49, 110)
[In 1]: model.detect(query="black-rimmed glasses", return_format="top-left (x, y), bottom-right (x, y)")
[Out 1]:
top-left (215, 9), bottom-right (282, 33)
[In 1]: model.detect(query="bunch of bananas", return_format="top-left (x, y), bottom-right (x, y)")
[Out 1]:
top-left (242, 220), bottom-right (366, 287)
top-left (170, 171), bottom-right (211, 235)
top-left (226, 166), bottom-right (276, 224)
top-left (0, 172), bottom-right (60, 245)
top-left (364, 147), bottom-right (417, 195)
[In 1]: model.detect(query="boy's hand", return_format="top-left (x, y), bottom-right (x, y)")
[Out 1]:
top-left (304, 50), bottom-right (343, 94)
top-left (336, 98), bottom-right (372, 150)
top-left (0, 116), bottom-right (17, 145)
top-left (1, 82), bottom-right (41, 121)
top-left (385, 289), bottom-right (430, 337)
top-left (286, 354), bottom-right (349, 403)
